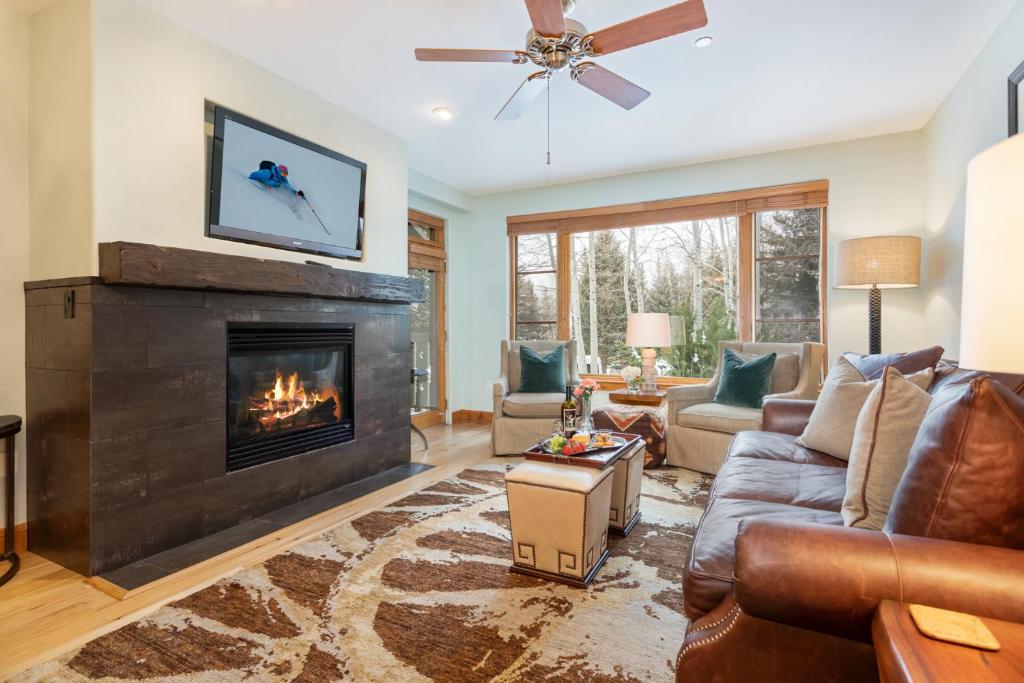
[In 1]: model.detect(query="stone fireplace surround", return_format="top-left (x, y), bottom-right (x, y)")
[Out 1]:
top-left (26, 243), bottom-right (423, 578)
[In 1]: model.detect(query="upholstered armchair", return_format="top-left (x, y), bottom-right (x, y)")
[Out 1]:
top-left (492, 340), bottom-right (580, 455)
top-left (666, 341), bottom-right (825, 473)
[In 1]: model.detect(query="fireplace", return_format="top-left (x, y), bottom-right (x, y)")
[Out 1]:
top-left (227, 324), bottom-right (355, 471)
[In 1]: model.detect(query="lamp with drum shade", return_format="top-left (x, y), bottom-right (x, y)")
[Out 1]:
top-left (834, 236), bottom-right (921, 355)
top-left (626, 313), bottom-right (672, 391)
top-left (960, 132), bottom-right (1024, 374)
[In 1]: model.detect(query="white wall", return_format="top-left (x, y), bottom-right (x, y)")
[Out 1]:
top-left (0, 3), bottom-right (30, 528)
top-left (450, 132), bottom-right (927, 412)
top-left (28, 0), bottom-right (93, 281)
top-left (89, 0), bottom-right (409, 277)
top-left (923, 0), bottom-right (1024, 358)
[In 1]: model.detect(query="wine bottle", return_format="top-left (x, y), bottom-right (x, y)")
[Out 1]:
top-left (561, 385), bottom-right (577, 434)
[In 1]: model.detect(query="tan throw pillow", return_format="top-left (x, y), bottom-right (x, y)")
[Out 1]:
top-left (842, 367), bottom-right (932, 530)
top-left (795, 357), bottom-right (933, 461)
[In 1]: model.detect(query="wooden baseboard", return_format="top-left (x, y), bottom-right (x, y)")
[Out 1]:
top-left (0, 523), bottom-right (28, 553)
top-left (452, 410), bottom-right (493, 425)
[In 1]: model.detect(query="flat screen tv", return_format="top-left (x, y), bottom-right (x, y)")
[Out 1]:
top-left (208, 105), bottom-right (366, 260)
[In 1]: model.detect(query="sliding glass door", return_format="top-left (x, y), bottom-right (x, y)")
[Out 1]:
top-left (408, 210), bottom-right (446, 428)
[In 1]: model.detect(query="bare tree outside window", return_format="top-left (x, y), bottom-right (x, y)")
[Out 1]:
top-left (569, 219), bottom-right (739, 379)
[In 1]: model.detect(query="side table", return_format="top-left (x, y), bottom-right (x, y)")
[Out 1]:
top-left (1, 415), bottom-right (23, 588)
top-left (873, 601), bottom-right (1024, 682)
top-left (594, 391), bottom-right (668, 468)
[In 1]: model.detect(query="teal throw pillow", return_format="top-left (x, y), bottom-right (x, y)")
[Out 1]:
top-left (713, 348), bottom-right (777, 409)
top-left (519, 345), bottom-right (567, 393)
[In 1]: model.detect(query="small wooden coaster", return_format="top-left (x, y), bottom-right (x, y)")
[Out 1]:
top-left (909, 604), bottom-right (1001, 651)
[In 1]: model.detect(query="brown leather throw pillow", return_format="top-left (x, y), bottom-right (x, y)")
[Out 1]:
top-left (843, 346), bottom-right (944, 381)
top-left (886, 376), bottom-right (1024, 549)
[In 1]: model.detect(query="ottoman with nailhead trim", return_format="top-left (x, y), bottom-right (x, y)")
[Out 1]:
top-left (505, 461), bottom-right (613, 588)
top-left (608, 439), bottom-right (645, 535)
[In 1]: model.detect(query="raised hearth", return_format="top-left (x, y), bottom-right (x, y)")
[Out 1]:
top-left (25, 245), bottom-right (424, 577)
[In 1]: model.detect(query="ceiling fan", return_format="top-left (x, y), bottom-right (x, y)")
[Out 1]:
top-left (415, 0), bottom-right (708, 120)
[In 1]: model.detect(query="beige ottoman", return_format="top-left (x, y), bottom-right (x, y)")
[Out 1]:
top-left (609, 440), bottom-right (644, 535)
top-left (505, 461), bottom-right (613, 588)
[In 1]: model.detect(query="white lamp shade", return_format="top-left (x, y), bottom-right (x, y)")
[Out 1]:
top-left (960, 133), bottom-right (1024, 373)
top-left (834, 236), bottom-right (921, 289)
top-left (626, 313), bottom-right (671, 348)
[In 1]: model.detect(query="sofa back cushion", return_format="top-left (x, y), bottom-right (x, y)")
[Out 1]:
top-left (842, 346), bottom-right (944, 380)
top-left (886, 376), bottom-right (1024, 549)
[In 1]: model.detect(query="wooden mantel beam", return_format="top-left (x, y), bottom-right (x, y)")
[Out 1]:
top-left (98, 242), bottom-right (425, 304)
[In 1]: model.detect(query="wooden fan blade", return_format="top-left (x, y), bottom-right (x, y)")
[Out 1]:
top-left (496, 72), bottom-right (549, 120)
top-left (524, 0), bottom-right (566, 37)
top-left (588, 0), bottom-right (708, 55)
top-left (574, 64), bottom-right (650, 110)
top-left (415, 48), bottom-right (523, 63)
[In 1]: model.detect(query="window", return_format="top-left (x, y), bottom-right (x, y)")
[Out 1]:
top-left (569, 220), bottom-right (739, 378)
top-left (513, 233), bottom-right (559, 340)
top-left (508, 181), bottom-right (828, 382)
top-left (755, 208), bottom-right (822, 343)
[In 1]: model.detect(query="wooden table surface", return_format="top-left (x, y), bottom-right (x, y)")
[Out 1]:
top-left (608, 389), bottom-right (667, 407)
top-left (873, 601), bottom-right (1024, 682)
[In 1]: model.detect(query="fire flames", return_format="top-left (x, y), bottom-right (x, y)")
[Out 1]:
top-left (249, 370), bottom-right (341, 428)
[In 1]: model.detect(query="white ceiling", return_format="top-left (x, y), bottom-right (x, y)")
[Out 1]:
top-left (131, 0), bottom-right (1016, 195)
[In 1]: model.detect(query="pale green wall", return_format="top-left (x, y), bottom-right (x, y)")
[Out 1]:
top-left (447, 132), bottom-right (927, 412)
top-left (922, 0), bottom-right (1024, 358)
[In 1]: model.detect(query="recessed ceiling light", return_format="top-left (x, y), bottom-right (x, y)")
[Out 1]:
top-left (694, 36), bottom-right (714, 48)
top-left (432, 106), bottom-right (455, 121)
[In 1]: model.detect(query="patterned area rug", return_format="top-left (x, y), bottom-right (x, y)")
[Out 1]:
top-left (18, 463), bottom-right (713, 682)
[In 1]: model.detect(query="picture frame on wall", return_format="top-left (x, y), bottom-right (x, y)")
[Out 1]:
top-left (1010, 59), bottom-right (1024, 137)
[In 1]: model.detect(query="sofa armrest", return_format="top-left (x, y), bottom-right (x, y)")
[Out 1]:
top-left (760, 398), bottom-right (816, 436)
top-left (666, 383), bottom-right (714, 425)
top-left (733, 518), bottom-right (1024, 643)
top-left (492, 377), bottom-right (508, 416)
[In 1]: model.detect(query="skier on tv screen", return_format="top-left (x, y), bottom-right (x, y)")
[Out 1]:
top-left (249, 161), bottom-right (305, 198)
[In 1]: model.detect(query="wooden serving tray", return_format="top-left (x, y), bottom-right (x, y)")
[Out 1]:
top-left (524, 433), bottom-right (642, 470)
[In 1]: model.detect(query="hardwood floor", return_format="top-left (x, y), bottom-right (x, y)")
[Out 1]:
top-left (0, 423), bottom-right (495, 679)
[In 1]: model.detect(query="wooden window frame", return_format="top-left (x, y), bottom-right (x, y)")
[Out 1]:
top-left (507, 181), bottom-right (829, 386)
top-left (409, 209), bottom-right (447, 428)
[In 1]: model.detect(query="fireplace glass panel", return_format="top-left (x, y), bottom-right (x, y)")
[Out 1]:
top-left (227, 325), bottom-right (354, 471)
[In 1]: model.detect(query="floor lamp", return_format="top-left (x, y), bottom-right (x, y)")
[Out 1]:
top-left (834, 236), bottom-right (921, 355)
top-left (960, 132), bottom-right (1023, 373)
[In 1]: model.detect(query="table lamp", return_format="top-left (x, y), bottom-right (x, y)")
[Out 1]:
top-left (960, 133), bottom-right (1024, 373)
top-left (626, 313), bottom-right (671, 391)
top-left (834, 236), bottom-right (921, 355)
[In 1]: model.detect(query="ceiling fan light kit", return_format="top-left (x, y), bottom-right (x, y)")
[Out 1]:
top-left (415, 0), bottom-right (708, 121)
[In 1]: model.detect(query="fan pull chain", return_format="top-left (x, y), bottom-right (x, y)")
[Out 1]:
top-left (546, 76), bottom-right (551, 166)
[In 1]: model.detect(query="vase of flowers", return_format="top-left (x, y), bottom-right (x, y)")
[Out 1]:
top-left (573, 378), bottom-right (600, 433)
top-left (621, 366), bottom-right (642, 394)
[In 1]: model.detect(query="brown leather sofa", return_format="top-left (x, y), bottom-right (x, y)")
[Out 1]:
top-left (675, 363), bottom-right (1024, 682)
